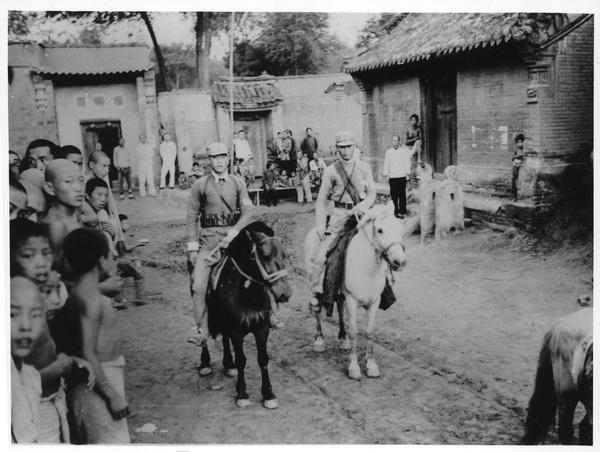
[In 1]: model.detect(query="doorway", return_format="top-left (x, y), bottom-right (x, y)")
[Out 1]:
top-left (421, 71), bottom-right (457, 173)
top-left (234, 111), bottom-right (269, 176)
top-left (80, 121), bottom-right (122, 185)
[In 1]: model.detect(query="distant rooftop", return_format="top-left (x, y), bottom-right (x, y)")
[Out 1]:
top-left (9, 42), bottom-right (153, 75)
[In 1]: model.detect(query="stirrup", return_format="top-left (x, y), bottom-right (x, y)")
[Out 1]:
top-left (309, 296), bottom-right (322, 313)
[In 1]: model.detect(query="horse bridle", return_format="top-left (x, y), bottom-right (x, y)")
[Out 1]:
top-left (229, 236), bottom-right (288, 289)
top-left (358, 214), bottom-right (405, 268)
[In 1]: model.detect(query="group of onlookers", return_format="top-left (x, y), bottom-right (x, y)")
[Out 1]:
top-left (9, 138), bottom-right (147, 444)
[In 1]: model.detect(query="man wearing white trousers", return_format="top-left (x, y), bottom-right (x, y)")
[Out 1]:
top-left (159, 132), bottom-right (177, 189)
top-left (135, 134), bottom-right (156, 197)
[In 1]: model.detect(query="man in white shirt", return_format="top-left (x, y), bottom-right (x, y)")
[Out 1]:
top-left (234, 130), bottom-right (253, 163)
top-left (159, 132), bottom-right (178, 189)
top-left (382, 134), bottom-right (414, 219)
top-left (135, 134), bottom-right (156, 197)
top-left (113, 138), bottom-right (133, 200)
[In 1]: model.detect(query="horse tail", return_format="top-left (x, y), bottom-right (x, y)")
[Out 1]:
top-left (522, 330), bottom-right (557, 445)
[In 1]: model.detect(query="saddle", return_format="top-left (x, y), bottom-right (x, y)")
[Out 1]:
top-left (322, 215), bottom-right (397, 317)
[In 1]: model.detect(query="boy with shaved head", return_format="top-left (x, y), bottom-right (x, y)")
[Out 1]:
top-left (42, 159), bottom-right (86, 279)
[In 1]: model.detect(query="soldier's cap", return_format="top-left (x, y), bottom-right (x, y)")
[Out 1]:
top-left (207, 143), bottom-right (229, 157)
top-left (335, 130), bottom-right (355, 146)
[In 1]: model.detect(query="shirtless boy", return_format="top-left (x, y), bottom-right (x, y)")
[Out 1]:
top-left (42, 159), bottom-right (86, 280)
top-left (63, 227), bottom-right (131, 444)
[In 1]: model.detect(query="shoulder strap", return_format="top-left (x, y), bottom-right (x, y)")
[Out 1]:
top-left (334, 161), bottom-right (361, 205)
top-left (208, 175), bottom-right (236, 214)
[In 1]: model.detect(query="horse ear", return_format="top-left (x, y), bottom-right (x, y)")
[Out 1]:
top-left (271, 219), bottom-right (282, 236)
top-left (385, 200), bottom-right (395, 217)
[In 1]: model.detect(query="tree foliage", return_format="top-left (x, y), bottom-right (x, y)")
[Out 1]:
top-left (355, 13), bottom-right (406, 49)
top-left (228, 12), bottom-right (343, 77)
top-left (8, 11), bottom-right (36, 38)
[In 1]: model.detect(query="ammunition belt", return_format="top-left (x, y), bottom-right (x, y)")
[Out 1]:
top-left (201, 212), bottom-right (240, 228)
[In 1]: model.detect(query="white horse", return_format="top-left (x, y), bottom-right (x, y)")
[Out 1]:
top-left (304, 202), bottom-right (407, 379)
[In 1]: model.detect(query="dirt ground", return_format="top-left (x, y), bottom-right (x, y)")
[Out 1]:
top-left (112, 188), bottom-right (593, 445)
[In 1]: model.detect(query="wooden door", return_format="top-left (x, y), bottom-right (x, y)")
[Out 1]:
top-left (421, 71), bottom-right (457, 173)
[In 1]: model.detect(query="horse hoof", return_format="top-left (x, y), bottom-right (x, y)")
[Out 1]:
top-left (199, 366), bottom-right (212, 376)
top-left (225, 368), bottom-right (238, 377)
top-left (366, 363), bottom-right (380, 378)
top-left (348, 362), bottom-right (362, 380)
top-left (314, 337), bottom-right (325, 353)
top-left (339, 338), bottom-right (351, 350)
top-left (263, 398), bottom-right (279, 409)
top-left (236, 398), bottom-right (251, 408)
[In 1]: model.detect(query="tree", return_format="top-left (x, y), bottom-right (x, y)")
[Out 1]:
top-left (44, 11), bottom-right (170, 91)
top-left (228, 13), bottom-right (343, 77)
top-left (355, 13), bottom-right (407, 49)
top-left (8, 11), bottom-right (36, 38)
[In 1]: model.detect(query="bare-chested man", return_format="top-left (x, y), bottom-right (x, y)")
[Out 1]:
top-left (63, 227), bottom-right (130, 444)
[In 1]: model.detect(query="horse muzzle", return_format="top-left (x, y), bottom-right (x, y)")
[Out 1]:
top-left (387, 247), bottom-right (407, 272)
top-left (272, 279), bottom-right (292, 304)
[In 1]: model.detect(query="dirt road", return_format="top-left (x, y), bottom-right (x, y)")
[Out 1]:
top-left (114, 190), bottom-right (592, 445)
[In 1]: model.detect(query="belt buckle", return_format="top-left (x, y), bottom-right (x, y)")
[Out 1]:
top-left (344, 202), bottom-right (354, 210)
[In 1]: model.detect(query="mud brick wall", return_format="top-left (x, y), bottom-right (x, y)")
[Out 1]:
top-left (9, 66), bottom-right (59, 155)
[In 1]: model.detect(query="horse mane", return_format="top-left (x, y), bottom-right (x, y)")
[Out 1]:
top-left (226, 221), bottom-right (274, 260)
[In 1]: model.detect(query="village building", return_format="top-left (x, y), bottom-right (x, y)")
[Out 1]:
top-left (344, 13), bottom-right (593, 227)
top-left (157, 73), bottom-right (362, 170)
top-left (8, 42), bottom-right (160, 182)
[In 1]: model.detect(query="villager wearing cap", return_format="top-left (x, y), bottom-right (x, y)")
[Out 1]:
top-left (307, 130), bottom-right (376, 313)
top-left (186, 142), bottom-right (253, 353)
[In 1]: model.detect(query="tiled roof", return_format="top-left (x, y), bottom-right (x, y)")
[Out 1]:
top-left (32, 45), bottom-right (152, 76)
top-left (345, 13), bottom-right (520, 73)
top-left (212, 80), bottom-right (283, 108)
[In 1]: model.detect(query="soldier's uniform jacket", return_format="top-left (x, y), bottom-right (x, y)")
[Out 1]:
top-left (186, 172), bottom-right (252, 250)
top-left (315, 159), bottom-right (376, 229)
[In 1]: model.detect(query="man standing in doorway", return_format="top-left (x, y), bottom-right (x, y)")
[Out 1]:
top-left (383, 134), bottom-right (412, 219)
top-left (159, 132), bottom-right (177, 189)
top-left (301, 127), bottom-right (319, 162)
top-left (114, 138), bottom-right (134, 200)
top-left (136, 134), bottom-right (156, 197)
top-left (234, 130), bottom-right (253, 163)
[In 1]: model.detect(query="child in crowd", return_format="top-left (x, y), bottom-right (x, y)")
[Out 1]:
top-left (63, 227), bottom-right (131, 444)
top-left (262, 161), bottom-right (277, 207)
top-left (276, 170), bottom-right (290, 188)
top-left (512, 134), bottom-right (525, 201)
top-left (10, 177), bottom-right (29, 220)
top-left (11, 276), bottom-right (44, 443)
top-left (246, 157), bottom-right (256, 185)
top-left (42, 160), bottom-right (87, 280)
top-left (56, 145), bottom-right (84, 171)
top-left (86, 150), bottom-right (125, 244)
top-left (405, 114), bottom-right (424, 189)
top-left (85, 180), bottom-right (145, 304)
top-left (84, 178), bottom-right (119, 255)
top-left (188, 161), bottom-right (204, 185)
top-left (178, 171), bottom-right (191, 190)
top-left (10, 218), bottom-right (96, 443)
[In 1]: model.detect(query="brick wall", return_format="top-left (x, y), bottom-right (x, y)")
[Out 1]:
top-left (8, 67), bottom-right (59, 156)
top-left (276, 74), bottom-right (362, 155)
top-left (538, 18), bottom-right (593, 162)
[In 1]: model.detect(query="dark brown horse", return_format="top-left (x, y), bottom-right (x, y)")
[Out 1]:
top-left (522, 308), bottom-right (593, 445)
top-left (203, 221), bottom-right (291, 409)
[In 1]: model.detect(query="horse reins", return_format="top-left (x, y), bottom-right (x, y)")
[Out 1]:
top-left (229, 236), bottom-right (288, 290)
